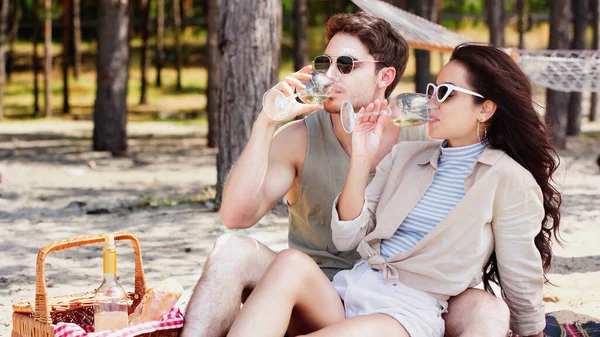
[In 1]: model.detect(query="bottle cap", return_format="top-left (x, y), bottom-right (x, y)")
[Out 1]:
top-left (104, 234), bottom-right (115, 249)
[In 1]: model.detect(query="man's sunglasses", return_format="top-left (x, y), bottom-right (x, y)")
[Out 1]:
top-left (426, 83), bottom-right (484, 103)
top-left (313, 55), bottom-right (387, 75)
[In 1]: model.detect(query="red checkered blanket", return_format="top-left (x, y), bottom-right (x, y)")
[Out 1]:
top-left (54, 307), bottom-right (183, 337)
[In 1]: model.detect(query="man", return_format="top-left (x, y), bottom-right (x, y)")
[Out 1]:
top-left (181, 12), bottom-right (510, 337)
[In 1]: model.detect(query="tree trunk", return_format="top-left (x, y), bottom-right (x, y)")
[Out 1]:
top-left (43, 0), bottom-right (52, 117)
top-left (567, 0), bottom-right (587, 135)
top-left (127, 0), bottom-right (136, 70)
top-left (432, 0), bottom-right (443, 22)
top-left (589, 0), bottom-right (599, 122)
top-left (485, 0), bottom-right (505, 46)
top-left (206, 0), bottom-right (219, 148)
top-left (93, 0), bottom-right (130, 156)
top-left (0, 0), bottom-right (9, 119)
top-left (292, 0), bottom-right (307, 71)
top-left (173, 0), bottom-right (183, 91)
top-left (414, 0), bottom-right (433, 94)
top-left (516, 0), bottom-right (526, 49)
top-left (216, 0), bottom-right (281, 203)
top-left (324, 0), bottom-right (334, 17)
top-left (334, 0), bottom-right (343, 14)
top-left (33, 0), bottom-right (40, 115)
top-left (72, 0), bottom-right (81, 79)
top-left (546, 0), bottom-right (571, 149)
top-left (6, 0), bottom-right (19, 83)
top-left (434, 0), bottom-right (444, 73)
top-left (139, 0), bottom-right (150, 104)
top-left (182, 0), bottom-right (193, 18)
top-left (62, 0), bottom-right (70, 113)
top-left (155, 0), bottom-right (164, 87)
top-left (396, 0), bottom-right (408, 8)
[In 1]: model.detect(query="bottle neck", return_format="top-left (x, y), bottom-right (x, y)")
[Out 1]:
top-left (103, 249), bottom-right (117, 276)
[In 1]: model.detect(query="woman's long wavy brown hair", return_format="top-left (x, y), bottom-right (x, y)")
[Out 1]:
top-left (450, 43), bottom-right (562, 293)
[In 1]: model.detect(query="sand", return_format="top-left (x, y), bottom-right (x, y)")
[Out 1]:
top-left (0, 119), bottom-right (598, 336)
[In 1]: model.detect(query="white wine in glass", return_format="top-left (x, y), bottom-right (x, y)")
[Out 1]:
top-left (340, 93), bottom-right (430, 133)
top-left (262, 71), bottom-right (333, 121)
top-left (297, 93), bottom-right (331, 105)
top-left (391, 118), bottom-right (429, 128)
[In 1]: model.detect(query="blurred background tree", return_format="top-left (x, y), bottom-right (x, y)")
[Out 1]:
top-left (93, 0), bottom-right (129, 156)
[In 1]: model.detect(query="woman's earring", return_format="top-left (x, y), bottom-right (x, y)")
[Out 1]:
top-left (477, 120), bottom-right (487, 143)
top-left (483, 123), bottom-right (488, 141)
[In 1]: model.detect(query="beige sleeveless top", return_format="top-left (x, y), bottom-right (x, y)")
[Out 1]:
top-left (288, 110), bottom-right (427, 280)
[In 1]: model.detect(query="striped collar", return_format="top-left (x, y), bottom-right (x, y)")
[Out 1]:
top-left (439, 140), bottom-right (486, 161)
top-left (417, 141), bottom-right (505, 169)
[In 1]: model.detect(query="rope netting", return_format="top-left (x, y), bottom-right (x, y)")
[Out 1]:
top-left (512, 49), bottom-right (600, 92)
top-left (352, 0), bottom-right (600, 93)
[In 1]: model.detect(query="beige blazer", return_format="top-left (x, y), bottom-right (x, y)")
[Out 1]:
top-left (331, 141), bottom-right (546, 336)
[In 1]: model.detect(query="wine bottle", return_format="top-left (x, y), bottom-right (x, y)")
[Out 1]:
top-left (93, 234), bottom-right (129, 331)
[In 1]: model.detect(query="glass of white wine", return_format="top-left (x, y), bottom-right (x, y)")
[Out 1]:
top-left (262, 71), bottom-right (333, 121)
top-left (340, 93), bottom-right (430, 133)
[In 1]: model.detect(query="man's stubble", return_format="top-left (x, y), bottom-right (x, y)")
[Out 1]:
top-left (323, 81), bottom-right (378, 115)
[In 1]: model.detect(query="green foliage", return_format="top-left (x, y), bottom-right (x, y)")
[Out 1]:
top-left (527, 0), bottom-right (550, 13)
top-left (282, 0), bottom-right (293, 15)
top-left (443, 0), bottom-right (484, 14)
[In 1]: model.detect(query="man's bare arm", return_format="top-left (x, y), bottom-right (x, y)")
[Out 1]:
top-left (219, 114), bottom-right (307, 229)
top-left (219, 66), bottom-right (320, 229)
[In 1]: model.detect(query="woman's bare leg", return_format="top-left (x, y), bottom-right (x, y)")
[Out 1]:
top-left (297, 314), bottom-right (410, 337)
top-left (226, 249), bottom-right (346, 337)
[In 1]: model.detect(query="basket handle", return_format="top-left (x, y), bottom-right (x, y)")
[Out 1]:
top-left (34, 232), bottom-right (146, 324)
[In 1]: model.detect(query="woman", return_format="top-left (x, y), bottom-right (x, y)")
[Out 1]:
top-left (225, 43), bottom-right (562, 337)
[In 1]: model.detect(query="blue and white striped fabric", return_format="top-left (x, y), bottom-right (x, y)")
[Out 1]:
top-left (380, 141), bottom-right (487, 259)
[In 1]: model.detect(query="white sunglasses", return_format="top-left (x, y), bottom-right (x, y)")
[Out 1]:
top-left (426, 83), bottom-right (484, 103)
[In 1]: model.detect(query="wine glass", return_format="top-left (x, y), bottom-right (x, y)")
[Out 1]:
top-left (262, 71), bottom-right (333, 121)
top-left (340, 93), bottom-right (430, 133)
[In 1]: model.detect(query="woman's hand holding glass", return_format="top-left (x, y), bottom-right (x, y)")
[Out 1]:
top-left (341, 93), bottom-right (430, 133)
top-left (350, 99), bottom-right (390, 163)
top-left (261, 65), bottom-right (331, 123)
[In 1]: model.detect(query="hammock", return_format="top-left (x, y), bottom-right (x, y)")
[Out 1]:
top-left (352, 0), bottom-right (600, 93)
top-left (512, 49), bottom-right (600, 93)
top-left (352, 0), bottom-right (471, 53)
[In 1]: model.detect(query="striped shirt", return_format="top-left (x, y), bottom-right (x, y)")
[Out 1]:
top-left (380, 140), bottom-right (486, 259)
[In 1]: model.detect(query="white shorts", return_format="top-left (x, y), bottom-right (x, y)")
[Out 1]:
top-left (332, 261), bottom-right (445, 337)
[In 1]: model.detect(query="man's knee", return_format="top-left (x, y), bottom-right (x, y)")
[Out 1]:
top-left (444, 289), bottom-right (510, 337)
top-left (202, 234), bottom-right (275, 287)
top-left (449, 288), bottom-right (509, 315)
top-left (208, 234), bottom-right (258, 265)
top-left (204, 234), bottom-right (273, 278)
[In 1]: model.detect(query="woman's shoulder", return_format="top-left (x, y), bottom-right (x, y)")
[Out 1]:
top-left (486, 148), bottom-right (539, 189)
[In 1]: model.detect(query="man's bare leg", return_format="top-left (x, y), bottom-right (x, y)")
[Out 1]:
top-left (180, 234), bottom-right (277, 337)
top-left (443, 288), bottom-right (510, 337)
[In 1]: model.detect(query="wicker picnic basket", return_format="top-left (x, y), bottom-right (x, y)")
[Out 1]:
top-left (11, 232), bottom-right (180, 337)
